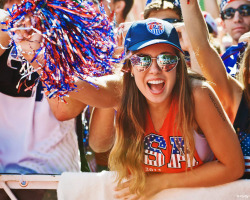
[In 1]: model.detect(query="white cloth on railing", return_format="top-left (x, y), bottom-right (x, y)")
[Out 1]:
top-left (57, 171), bottom-right (250, 200)
top-left (57, 171), bottom-right (117, 200)
top-left (152, 179), bottom-right (250, 200)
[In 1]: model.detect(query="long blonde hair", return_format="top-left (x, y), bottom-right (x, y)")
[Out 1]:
top-left (109, 51), bottom-right (197, 194)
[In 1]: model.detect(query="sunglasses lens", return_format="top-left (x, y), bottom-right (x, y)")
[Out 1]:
top-left (130, 54), bottom-right (179, 72)
top-left (223, 8), bottom-right (235, 19)
top-left (157, 54), bottom-right (179, 72)
top-left (163, 18), bottom-right (182, 23)
top-left (222, 5), bottom-right (250, 19)
top-left (239, 5), bottom-right (250, 16)
top-left (130, 55), bottom-right (151, 72)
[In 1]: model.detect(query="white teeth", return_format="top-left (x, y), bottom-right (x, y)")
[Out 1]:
top-left (147, 80), bottom-right (164, 84)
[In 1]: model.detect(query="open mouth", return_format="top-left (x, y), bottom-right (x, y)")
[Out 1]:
top-left (147, 80), bottom-right (165, 94)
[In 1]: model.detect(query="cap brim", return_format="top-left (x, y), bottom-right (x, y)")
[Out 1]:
top-left (128, 39), bottom-right (184, 54)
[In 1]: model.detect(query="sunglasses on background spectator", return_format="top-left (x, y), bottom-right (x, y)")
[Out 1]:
top-left (221, 4), bottom-right (250, 20)
top-left (163, 18), bottom-right (182, 23)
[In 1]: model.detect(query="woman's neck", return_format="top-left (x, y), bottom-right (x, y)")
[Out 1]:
top-left (147, 97), bottom-right (173, 132)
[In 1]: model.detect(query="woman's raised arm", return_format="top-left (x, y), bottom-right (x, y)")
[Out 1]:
top-left (179, 0), bottom-right (243, 122)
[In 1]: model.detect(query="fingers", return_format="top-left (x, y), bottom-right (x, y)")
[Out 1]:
top-left (16, 33), bottom-right (42, 51)
top-left (114, 179), bottom-right (140, 200)
top-left (113, 32), bottom-right (124, 58)
top-left (115, 179), bottom-right (131, 191)
top-left (239, 31), bottom-right (250, 44)
top-left (114, 186), bottom-right (131, 198)
top-left (117, 34), bottom-right (123, 47)
top-left (13, 14), bottom-right (34, 40)
top-left (114, 188), bottom-right (139, 200)
top-left (173, 22), bottom-right (185, 30)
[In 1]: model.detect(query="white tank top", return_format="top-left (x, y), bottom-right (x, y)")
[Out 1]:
top-left (0, 89), bottom-right (80, 174)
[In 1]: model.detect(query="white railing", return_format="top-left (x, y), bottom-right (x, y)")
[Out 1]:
top-left (1, 172), bottom-right (250, 200)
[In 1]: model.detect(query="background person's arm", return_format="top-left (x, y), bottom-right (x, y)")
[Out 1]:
top-left (0, 9), bottom-right (10, 56)
top-left (204, 0), bottom-right (220, 19)
top-left (89, 107), bottom-right (116, 152)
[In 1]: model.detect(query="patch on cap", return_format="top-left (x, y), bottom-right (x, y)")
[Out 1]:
top-left (146, 21), bottom-right (164, 36)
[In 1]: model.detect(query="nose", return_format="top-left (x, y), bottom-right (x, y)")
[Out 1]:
top-left (148, 58), bottom-right (161, 74)
top-left (233, 11), bottom-right (243, 23)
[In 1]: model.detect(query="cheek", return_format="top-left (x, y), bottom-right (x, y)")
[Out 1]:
top-left (167, 70), bottom-right (177, 88)
top-left (134, 73), bottom-right (144, 89)
top-left (133, 72), bottom-right (148, 95)
top-left (244, 17), bottom-right (250, 25)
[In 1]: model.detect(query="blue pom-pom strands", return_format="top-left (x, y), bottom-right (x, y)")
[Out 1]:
top-left (2, 0), bottom-right (121, 99)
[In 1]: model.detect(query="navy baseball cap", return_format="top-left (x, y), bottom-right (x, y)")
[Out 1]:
top-left (124, 18), bottom-right (184, 53)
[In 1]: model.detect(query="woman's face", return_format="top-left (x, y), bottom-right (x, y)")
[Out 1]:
top-left (131, 43), bottom-right (178, 106)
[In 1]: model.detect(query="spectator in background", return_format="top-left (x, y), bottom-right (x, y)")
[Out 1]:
top-left (0, 0), bottom-right (88, 199)
top-left (144, 0), bottom-right (182, 21)
top-left (220, 0), bottom-right (250, 46)
top-left (220, 0), bottom-right (250, 76)
top-left (93, 0), bottom-right (133, 25)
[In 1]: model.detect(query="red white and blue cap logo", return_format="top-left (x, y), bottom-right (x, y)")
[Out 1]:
top-left (146, 21), bottom-right (164, 36)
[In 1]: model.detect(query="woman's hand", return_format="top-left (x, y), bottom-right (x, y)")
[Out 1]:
top-left (174, 22), bottom-right (193, 52)
top-left (114, 173), bottom-right (168, 200)
top-left (11, 14), bottom-right (44, 70)
top-left (13, 14), bottom-right (42, 51)
top-left (113, 22), bottom-right (133, 58)
top-left (114, 179), bottom-right (139, 200)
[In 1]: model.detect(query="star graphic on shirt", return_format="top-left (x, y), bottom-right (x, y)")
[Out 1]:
top-left (228, 65), bottom-right (237, 76)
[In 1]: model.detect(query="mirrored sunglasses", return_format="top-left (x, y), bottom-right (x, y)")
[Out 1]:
top-left (221, 4), bottom-right (250, 20)
top-left (130, 54), bottom-right (179, 72)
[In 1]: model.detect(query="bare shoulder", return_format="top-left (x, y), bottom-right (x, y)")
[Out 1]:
top-left (191, 79), bottom-right (230, 123)
top-left (190, 79), bottom-right (212, 95)
top-left (191, 79), bottom-right (218, 105)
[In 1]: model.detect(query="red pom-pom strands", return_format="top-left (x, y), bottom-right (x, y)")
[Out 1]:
top-left (2, 0), bottom-right (121, 99)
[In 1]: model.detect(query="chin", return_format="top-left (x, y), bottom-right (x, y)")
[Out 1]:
top-left (146, 93), bottom-right (170, 105)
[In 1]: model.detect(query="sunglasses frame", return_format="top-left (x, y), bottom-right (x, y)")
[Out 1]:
top-left (129, 53), bottom-right (180, 73)
top-left (221, 4), bottom-right (250, 20)
top-left (162, 18), bottom-right (183, 23)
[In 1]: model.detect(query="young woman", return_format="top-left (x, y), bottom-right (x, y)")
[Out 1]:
top-left (179, 0), bottom-right (250, 179)
top-left (108, 18), bottom-right (244, 199)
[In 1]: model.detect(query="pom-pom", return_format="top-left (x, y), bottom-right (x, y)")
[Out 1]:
top-left (2, 0), bottom-right (121, 99)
